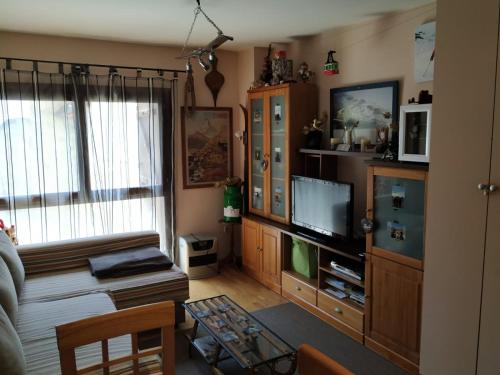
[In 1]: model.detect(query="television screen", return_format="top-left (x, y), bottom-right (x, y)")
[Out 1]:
top-left (292, 176), bottom-right (353, 239)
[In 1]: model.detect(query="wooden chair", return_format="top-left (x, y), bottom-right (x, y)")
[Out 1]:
top-left (56, 301), bottom-right (175, 375)
top-left (297, 344), bottom-right (354, 375)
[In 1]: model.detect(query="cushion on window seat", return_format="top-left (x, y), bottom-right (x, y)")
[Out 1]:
top-left (20, 264), bottom-right (189, 309)
top-left (0, 256), bottom-right (18, 324)
top-left (0, 231), bottom-right (25, 295)
top-left (17, 293), bottom-right (160, 375)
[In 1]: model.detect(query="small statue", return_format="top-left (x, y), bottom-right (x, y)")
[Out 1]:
top-left (297, 62), bottom-right (314, 82)
top-left (0, 219), bottom-right (19, 246)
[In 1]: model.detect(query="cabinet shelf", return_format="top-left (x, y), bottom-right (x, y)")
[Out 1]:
top-left (300, 148), bottom-right (382, 158)
top-left (319, 266), bottom-right (364, 288)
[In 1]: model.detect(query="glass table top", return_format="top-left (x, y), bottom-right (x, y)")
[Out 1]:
top-left (184, 295), bottom-right (296, 369)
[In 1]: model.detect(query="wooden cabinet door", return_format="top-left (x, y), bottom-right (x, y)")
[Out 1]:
top-left (260, 225), bottom-right (281, 293)
top-left (366, 254), bottom-right (423, 367)
top-left (242, 219), bottom-right (261, 279)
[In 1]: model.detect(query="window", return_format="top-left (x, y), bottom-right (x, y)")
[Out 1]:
top-left (0, 71), bottom-right (174, 248)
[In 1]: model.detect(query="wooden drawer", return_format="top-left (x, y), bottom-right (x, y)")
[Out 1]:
top-left (317, 290), bottom-right (364, 332)
top-left (282, 272), bottom-right (317, 306)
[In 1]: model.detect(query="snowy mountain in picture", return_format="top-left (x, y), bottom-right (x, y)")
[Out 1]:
top-left (415, 21), bottom-right (436, 83)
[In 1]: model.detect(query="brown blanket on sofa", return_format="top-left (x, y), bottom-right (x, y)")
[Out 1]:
top-left (88, 247), bottom-right (173, 278)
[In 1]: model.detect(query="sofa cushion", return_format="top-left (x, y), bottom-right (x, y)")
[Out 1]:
top-left (20, 265), bottom-right (189, 309)
top-left (0, 304), bottom-right (26, 375)
top-left (0, 256), bottom-right (18, 324)
top-left (0, 231), bottom-right (25, 295)
top-left (16, 293), bottom-right (159, 374)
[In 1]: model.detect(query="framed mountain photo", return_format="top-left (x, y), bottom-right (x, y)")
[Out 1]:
top-left (181, 107), bottom-right (233, 189)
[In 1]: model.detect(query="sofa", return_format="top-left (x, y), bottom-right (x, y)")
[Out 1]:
top-left (0, 231), bottom-right (189, 374)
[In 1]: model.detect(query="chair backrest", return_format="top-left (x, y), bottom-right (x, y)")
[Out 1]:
top-left (298, 344), bottom-right (354, 375)
top-left (56, 301), bottom-right (175, 375)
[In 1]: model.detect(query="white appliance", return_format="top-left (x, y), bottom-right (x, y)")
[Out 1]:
top-left (179, 234), bottom-right (218, 279)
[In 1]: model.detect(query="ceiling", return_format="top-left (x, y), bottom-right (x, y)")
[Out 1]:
top-left (0, 0), bottom-right (435, 50)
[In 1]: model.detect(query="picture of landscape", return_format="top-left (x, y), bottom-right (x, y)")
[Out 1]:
top-left (415, 21), bottom-right (436, 83)
top-left (332, 86), bottom-right (395, 130)
top-left (181, 107), bottom-right (232, 189)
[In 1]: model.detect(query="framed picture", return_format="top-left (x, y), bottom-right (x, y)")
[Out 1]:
top-left (415, 21), bottom-right (436, 83)
top-left (181, 107), bottom-right (233, 189)
top-left (398, 104), bottom-right (432, 163)
top-left (330, 81), bottom-right (399, 142)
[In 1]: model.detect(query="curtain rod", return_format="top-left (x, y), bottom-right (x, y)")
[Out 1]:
top-left (0, 56), bottom-right (185, 76)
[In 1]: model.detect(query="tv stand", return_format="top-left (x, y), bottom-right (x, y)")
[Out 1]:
top-left (242, 214), bottom-right (366, 343)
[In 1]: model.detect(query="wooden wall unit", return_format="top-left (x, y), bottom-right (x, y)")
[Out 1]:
top-left (247, 83), bottom-right (317, 224)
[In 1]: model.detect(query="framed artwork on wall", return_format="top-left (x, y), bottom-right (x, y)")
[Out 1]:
top-left (398, 104), bottom-right (432, 163)
top-left (415, 21), bottom-right (436, 83)
top-left (330, 80), bottom-right (399, 143)
top-left (181, 107), bottom-right (233, 189)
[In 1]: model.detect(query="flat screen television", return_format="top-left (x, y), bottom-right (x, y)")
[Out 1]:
top-left (292, 175), bottom-right (353, 240)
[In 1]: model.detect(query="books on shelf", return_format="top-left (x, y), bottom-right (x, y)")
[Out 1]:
top-left (350, 290), bottom-right (365, 305)
top-left (324, 276), bottom-right (347, 291)
top-left (324, 287), bottom-right (347, 299)
top-left (330, 261), bottom-right (362, 281)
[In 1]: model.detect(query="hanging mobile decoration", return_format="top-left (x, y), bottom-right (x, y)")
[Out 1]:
top-left (177, 0), bottom-right (233, 72)
top-left (323, 50), bottom-right (339, 75)
top-left (178, 0), bottom-right (233, 111)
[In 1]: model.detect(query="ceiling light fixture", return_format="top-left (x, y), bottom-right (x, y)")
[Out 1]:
top-left (178, 0), bottom-right (234, 72)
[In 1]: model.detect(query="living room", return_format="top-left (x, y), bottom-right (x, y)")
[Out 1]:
top-left (0, 0), bottom-right (498, 374)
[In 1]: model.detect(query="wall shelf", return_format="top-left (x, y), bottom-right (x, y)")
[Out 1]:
top-left (299, 148), bottom-right (382, 158)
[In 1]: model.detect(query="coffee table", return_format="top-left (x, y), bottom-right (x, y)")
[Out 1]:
top-left (184, 295), bottom-right (297, 374)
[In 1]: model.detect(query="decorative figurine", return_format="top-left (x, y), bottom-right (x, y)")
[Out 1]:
top-left (271, 50), bottom-right (291, 85)
top-left (297, 62), bottom-right (314, 82)
top-left (324, 50), bottom-right (339, 75)
top-left (303, 114), bottom-right (327, 149)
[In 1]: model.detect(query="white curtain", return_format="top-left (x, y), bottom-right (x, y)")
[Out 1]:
top-left (0, 67), bottom-right (175, 256)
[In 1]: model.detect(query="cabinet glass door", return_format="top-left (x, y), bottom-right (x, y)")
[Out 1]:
top-left (373, 176), bottom-right (425, 260)
top-left (250, 98), bottom-right (264, 211)
top-left (269, 94), bottom-right (286, 218)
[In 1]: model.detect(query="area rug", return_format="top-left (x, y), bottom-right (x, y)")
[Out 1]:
top-left (176, 302), bottom-right (409, 374)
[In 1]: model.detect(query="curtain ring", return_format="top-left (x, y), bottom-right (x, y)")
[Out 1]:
top-left (33, 61), bottom-right (38, 72)
top-left (136, 68), bottom-right (142, 78)
top-left (58, 63), bottom-right (64, 74)
top-left (6, 59), bottom-right (12, 70)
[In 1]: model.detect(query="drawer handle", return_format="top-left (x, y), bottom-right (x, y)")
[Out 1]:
top-left (334, 307), bottom-right (343, 314)
top-left (296, 286), bottom-right (302, 291)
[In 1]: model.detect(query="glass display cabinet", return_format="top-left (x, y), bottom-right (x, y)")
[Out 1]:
top-left (364, 165), bottom-right (428, 372)
top-left (247, 83), bottom-right (317, 224)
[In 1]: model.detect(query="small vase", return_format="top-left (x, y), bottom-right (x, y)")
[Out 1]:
top-left (343, 129), bottom-right (353, 145)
